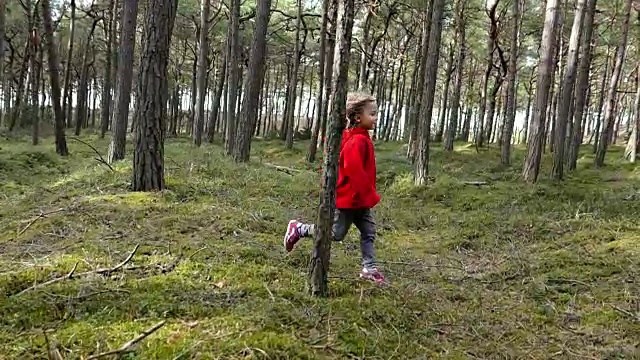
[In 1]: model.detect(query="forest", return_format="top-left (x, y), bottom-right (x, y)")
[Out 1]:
top-left (0, 0), bottom-right (639, 358)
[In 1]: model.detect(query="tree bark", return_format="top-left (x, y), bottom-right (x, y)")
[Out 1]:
top-left (132, 0), bottom-right (177, 191)
top-left (305, 0), bottom-right (327, 163)
top-left (233, 0), bottom-right (271, 162)
top-left (308, 0), bottom-right (355, 297)
top-left (445, 0), bottom-right (466, 151)
top-left (567, 0), bottom-right (597, 170)
top-left (595, 0), bottom-right (632, 167)
top-left (41, 0), bottom-right (68, 155)
top-left (414, 0), bottom-right (445, 186)
top-left (500, 0), bottom-right (519, 164)
top-left (62, 0), bottom-right (76, 128)
top-left (225, 0), bottom-right (240, 155)
top-left (551, 0), bottom-right (587, 179)
top-left (522, 0), bottom-right (560, 183)
top-left (100, 0), bottom-right (117, 138)
top-left (107, 0), bottom-right (139, 163)
top-left (192, 0), bottom-right (210, 147)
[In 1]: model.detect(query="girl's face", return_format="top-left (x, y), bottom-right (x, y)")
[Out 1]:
top-left (355, 102), bottom-right (378, 130)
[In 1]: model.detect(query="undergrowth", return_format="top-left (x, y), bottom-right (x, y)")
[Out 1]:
top-left (0, 135), bottom-right (638, 359)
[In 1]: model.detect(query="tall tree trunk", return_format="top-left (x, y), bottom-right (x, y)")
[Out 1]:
top-left (225, 0), bottom-right (240, 155)
top-left (31, 8), bottom-right (41, 145)
top-left (285, 0), bottom-right (303, 150)
top-left (408, 5), bottom-right (433, 161)
top-left (100, 0), bottom-right (117, 138)
top-left (522, 0), bottom-right (560, 183)
top-left (62, 0), bottom-right (76, 128)
top-left (192, 0), bottom-right (210, 146)
top-left (595, 0), bottom-right (632, 167)
top-left (74, 19), bottom-right (99, 136)
top-left (551, 0), bottom-right (587, 179)
top-left (500, 0), bottom-right (519, 164)
top-left (0, 0), bottom-right (5, 127)
top-left (357, 6), bottom-right (372, 90)
top-left (435, 44), bottom-right (454, 142)
top-left (308, 0), bottom-right (355, 297)
top-left (107, 0), bottom-right (138, 163)
top-left (306, 0), bottom-right (330, 163)
top-left (208, 49), bottom-right (227, 143)
top-left (41, 0), bottom-right (68, 155)
top-left (567, 0), bottom-right (597, 169)
top-left (625, 67), bottom-right (639, 162)
top-left (233, 0), bottom-right (271, 162)
top-left (132, 0), bottom-right (178, 191)
top-left (414, 0), bottom-right (445, 186)
top-left (445, 0), bottom-right (466, 151)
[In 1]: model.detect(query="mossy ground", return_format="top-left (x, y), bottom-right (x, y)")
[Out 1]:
top-left (0, 134), bottom-right (638, 359)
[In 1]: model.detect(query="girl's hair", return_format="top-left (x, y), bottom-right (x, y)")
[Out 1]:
top-left (346, 92), bottom-right (376, 128)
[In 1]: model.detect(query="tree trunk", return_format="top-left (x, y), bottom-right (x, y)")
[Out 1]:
top-left (408, 5), bottom-right (432, 161)
top-left (100, 0), bottom-right (117, 138)
top-left (225, 0), bottom-right (240, 155)
top-left (62, 0), bottom-right (76, 128)
top-left (0, 0), bottom-right (5, 127)
top-left (108, 0), bottom-right (138, 163)
top-left (31, 8), bottom-right (41, 145)
top-left (208, 47), bottom-right (227, 143)
top-left (285, 0), bottom-right (303, 150)
top-left (414, 0), bottom-right (445, 186)
top-left (522, 0), bottom-right (560, 183)
top-left (192, 0), bottom-right (210, 147)
top-left (551, 0), bottom-right (587, 179)
top-left (308, 0), bottom-right (355, 297)
top-left (445, 0), bottom-right (466, 151)
top-left (500, 0), bottom-right (519, 164)
top-left (41, 0), bottom-right (68, 155)
top-left (132, 0), bottom-right (177, 191)
top-left (595, 0), bottom-right (632, 167)
top-left (74, 19), bottom-right (99, 136)
top-left (567, 0), bottom-right (597, 169)
top-left (435, 44), bottom-right (454, 142)
top-left (233, 0), bottom-right (271, 162)
top-left (624, 68), bottom-right (639, 162)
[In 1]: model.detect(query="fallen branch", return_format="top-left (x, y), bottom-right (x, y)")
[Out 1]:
top-left (14, 245), bottom-right (139, 297)
top-left (85, 320), bottom-right (166, 360)
top-left (68, 136), bottom-right (115, 172)
top-left (17, 208), bottom-right (66, 237)
top-left (263, 162), bottom-right (300, 176)
top-left (463, 181), bottom-right (489, 186)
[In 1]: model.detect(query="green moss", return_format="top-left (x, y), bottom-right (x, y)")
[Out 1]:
top-left (0, 136), bottom-right (638, 359)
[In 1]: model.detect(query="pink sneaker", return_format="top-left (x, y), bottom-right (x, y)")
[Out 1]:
top-left (359, 267), bottom-right (386, 284)
top-left (284, 220), bottom-right (302, 252)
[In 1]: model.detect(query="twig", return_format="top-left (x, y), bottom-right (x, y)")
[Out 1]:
top-left (68, 136), bottom-right (115, 172)
top-left (18, 208), bottom-right (66, 237)
top-left (264, 283), bottom-right (275, 302)
top-left (463, 181), bottom-right (489, 186)
top-left (14, 245), bottom-right (139, 297)
top-left (546, 278), bottom-right (591, 288)
top-left (85, 321), bottom-right (166, 360)
top-left (611, 305), bottom-right (640, 323)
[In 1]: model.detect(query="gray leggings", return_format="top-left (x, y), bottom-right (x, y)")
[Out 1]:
top-left (332, 208), bottom-right (377, 269)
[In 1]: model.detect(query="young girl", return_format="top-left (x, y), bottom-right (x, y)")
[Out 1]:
top-left (283, 92), bottom-right (385, 284)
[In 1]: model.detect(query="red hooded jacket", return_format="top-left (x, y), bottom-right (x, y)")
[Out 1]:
top-left (335, 127), bottom-right (380, 209)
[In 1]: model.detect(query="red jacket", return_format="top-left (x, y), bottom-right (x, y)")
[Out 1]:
top-left (335, 127), bottom-right (380, 209)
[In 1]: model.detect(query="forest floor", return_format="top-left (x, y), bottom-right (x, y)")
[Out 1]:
top-left (0, 134), bottom-right (639, 359)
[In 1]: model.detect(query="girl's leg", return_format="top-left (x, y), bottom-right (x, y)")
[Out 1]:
top-left (284, 209), bottom-right (353, 252)
top-left (353, 209), bottom-right (385, 283)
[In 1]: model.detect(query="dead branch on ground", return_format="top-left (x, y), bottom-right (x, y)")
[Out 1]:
top-left (13, 245), bottom-right (139, 297)
top-left (17, 208), bottom-right (67, 237)
top-left (263, 162), bottom-right (300, 176)
top-left (68, 136), bottom-right (115, 172)
top-left (85, 321), bottom-right (166, 360)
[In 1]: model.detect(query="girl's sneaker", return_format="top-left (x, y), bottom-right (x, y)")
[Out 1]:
top-left (359, 267), bottom-right (385, 284)
top-left (284, 220), bottom-right (302, 252)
